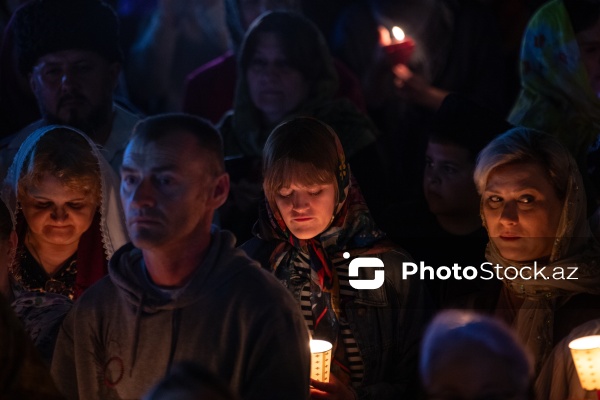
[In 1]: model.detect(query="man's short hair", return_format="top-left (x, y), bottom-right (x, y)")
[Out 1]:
top-left (13, 0), bottom-right (122, 75)
top-left (428, 93), bottom-right (513, 163)
top-left (131, 113), bottom-right (226, 177)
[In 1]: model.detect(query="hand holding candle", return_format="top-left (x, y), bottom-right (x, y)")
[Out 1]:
top-left (379, 25), bottom-right (415, 66)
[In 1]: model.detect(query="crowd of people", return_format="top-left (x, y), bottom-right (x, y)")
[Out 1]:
top-left (1, 0), bottom-right (600, 399)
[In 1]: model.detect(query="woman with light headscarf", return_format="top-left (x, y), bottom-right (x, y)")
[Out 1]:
top-left (1, 125), bottom-right (127, 363)
top-left (475, 126), bottom-right (600, 374)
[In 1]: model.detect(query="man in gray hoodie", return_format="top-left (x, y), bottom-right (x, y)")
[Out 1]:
top-left (51, 113), bottom-right (311, 400)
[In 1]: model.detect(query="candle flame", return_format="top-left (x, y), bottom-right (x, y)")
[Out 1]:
top-left (392, 26), bottom-right (405, 41)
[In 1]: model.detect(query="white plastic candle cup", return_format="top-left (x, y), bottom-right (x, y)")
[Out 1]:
top-left (310, 339), bottom-right (332, 383)
top-left (569, 335), bottom-right (600, 390)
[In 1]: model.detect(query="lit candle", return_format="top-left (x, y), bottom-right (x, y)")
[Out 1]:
top-left (378, 25), bottom-right (415, 65)
top-left (310, 339), bottom-right (332, 383)
top-left (569, 335), bottom-right (600, 400)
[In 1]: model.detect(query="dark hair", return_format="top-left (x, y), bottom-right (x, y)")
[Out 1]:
top-left (131, 113), bottom-right (225, 176)
top-left (225, 0), bottom-right (302, 51)
top-left (0, 199), bottom-right (13, 242)
top-left (428, 93), bottom-right (513, 162)
top-left (240, 11), bottom-right (330, 83)
top-left (13, 0), bottom-right (122, 74)
top-left (564, 0), bottom-right (600, 33)
top-left (262, 117), bottom-right (340, 209)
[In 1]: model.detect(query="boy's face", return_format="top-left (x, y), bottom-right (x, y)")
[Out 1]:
top-left (423, 141), bottom-right (480, 218)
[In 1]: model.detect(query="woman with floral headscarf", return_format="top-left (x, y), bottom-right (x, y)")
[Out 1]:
top-left (242, 117), bottom-right (431, 399)
top-left (509, 0), bottom-right (600, 173)
top-left (1, 125), bottom-right (128, 363)
top-left (475, 127), bottom-right (600, 375)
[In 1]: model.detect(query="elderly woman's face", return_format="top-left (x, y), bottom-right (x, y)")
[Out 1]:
top-left (482, 162), bottom-right (563, 262)
top-left (20, 173), bottom-right (97, 247)
top-left (275, 181), bottom-right (335, 239)
top-left (246, 32), bottom-right (310, 126)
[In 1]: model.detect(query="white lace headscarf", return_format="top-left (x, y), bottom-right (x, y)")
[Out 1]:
top-left (1, 125), bottom-right (128, 260)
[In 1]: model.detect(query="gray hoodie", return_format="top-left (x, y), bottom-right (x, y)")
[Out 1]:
top-left (51, 229), bottom-right (310, 400)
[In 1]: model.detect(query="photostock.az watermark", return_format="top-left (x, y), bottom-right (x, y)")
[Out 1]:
top-left (346, 252), bottom-right (385, 289)
top-left (401, 261), bottom-right (578, 281)
top-left (346, 256), bottom-right (579, 290)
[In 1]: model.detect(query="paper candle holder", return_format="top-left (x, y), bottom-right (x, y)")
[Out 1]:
top-left (310, 339), bottom-right (332, 383)
top-left (569, 335), bottom-right (600, 390)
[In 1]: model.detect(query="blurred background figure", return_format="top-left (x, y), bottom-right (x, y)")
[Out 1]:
top-left (380, 93), bottom-right (512, 310)
top-left (0, 0), bottom-right (39, 139)
top-left (331, 0), bottom-right (509, 200)
top-left (183, 0), bottom-right (364, 125)
top-left (0, 0), bottom-right (137, 149)
top-left (420, 310), bottom-right (533, 400)
top-left (143, 361), bottom-right (238, 400)
top-left (0, 0), bottom-right (140, 179)
top-left (509, 0), bottom-right (600, 208)
top-left (126, 0), bottom-right (229, 114)
top-left (218, 11), bottom-right (386, 242)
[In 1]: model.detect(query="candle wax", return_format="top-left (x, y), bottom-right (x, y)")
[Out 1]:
top-left (383, 37), bottom-right (415, 65)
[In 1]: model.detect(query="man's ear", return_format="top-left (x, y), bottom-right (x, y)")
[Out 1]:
top-left (210, 173), bottom-right (230, 209)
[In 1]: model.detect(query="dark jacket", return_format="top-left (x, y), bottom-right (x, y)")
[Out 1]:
top-left (242, 237), bottom-right (433, 399)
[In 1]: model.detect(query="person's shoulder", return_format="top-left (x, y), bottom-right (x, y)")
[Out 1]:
top-left (71, 275), bottom-right (119, 312)
top-left (211, 233), bottom-right (291, 300)
top-left (8, 120), bottom-right (45, 149)
top-left (238, 237), bottom-right (275, 270)
top-left (113, 103), bottom-right (142, 129)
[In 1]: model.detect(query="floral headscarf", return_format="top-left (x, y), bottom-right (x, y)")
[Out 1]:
top-left (508, 0), bottom-right (600, 163)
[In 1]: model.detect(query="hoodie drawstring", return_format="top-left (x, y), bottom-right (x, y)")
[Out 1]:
top-left (166, 308), bottom-right (181, 373)
top-left (129, 292), bottom-right (145, 377)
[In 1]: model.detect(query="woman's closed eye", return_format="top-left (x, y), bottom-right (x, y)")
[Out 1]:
top-left (67, 202), bottom-right (85, 209)
top-left (278, 188), bottom-right (293, 198)
top-left (34, 201), bottom-right (52, 209)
